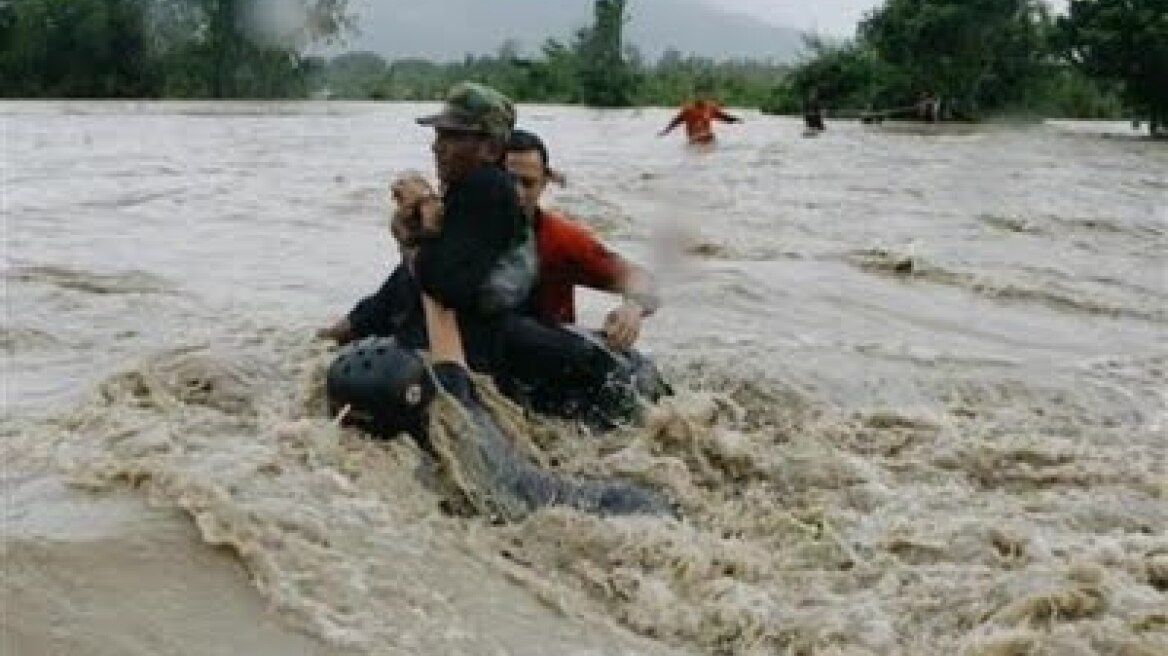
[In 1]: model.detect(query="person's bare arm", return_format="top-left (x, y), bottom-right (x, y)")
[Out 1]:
top-left (603, 262), bottom-right (660, 350)
top-left (316, 317), bottom-right (354, 343)
top-left (658, 111), bottom-right (685, 136)
top-left (714, 107), bottom-right (742, 123)
top-left (422, 295), bottom-right (466, 368)
top-left (563, 220), bottom-right (661, 350)
top-left (391, 172), bottom-right (440, 244)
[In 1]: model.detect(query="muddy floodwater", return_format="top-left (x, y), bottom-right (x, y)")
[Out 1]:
top-left (3, 102), bottom-right (1166, 655)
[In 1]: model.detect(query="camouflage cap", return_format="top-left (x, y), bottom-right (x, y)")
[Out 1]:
top-left (416, 81), bottom-right (516, 141)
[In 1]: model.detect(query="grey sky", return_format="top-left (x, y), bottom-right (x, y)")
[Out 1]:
top-left (707, 0), bottom-right (1069, 36)
top-left (706, 0), bottom-right (880, 35)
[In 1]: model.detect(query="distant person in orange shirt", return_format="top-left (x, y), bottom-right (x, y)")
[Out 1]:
top-left (658, 87), bottom-right (743, 144)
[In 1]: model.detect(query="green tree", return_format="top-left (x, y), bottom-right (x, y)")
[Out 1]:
top-left (516, 38), bottom-right (578, 102)
top-left (148, 0), bottom-right (354, 97)
top-left (0, 0), bottom-right (160, 97)
top-left (768, 36), bottom-right (897, 114)
top-left (317, 50), bottom-right (386, 98)
top-left (576, 0), bottom-right (634, 106)
top-left (0, 0), bottom-right (354, 98)
top-left (1061, 0), bottom-right (1168, 136)
top-left (858, 0), bottom-right (1052, 114)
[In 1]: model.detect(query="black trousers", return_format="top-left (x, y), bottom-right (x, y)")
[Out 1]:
top-left (493, 315), bottom-right (669, 428)
top-left (495, 316), bottom-right (609, 386)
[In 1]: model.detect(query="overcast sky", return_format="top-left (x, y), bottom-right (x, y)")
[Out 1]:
top-left (707, 0), bottom-right (1069, 36)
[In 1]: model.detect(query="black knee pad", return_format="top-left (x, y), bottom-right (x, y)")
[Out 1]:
top-left (326, 336), bottom-right (434, 440)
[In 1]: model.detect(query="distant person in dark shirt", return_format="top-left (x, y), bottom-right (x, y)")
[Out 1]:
top-left (803, 91), bottom-right (826, 132)
top-left (917, 90), bottom-right (940, 123)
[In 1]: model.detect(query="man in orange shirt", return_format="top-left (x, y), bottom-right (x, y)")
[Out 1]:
top-left (504, 130), bottom-right (659, 346)
top-left (658, 88), bottom-right (743, 144)
top-left (494, 130), bottom-right (668, 426)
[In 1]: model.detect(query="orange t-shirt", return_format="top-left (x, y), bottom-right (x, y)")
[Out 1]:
top-left (670, 101), bottom-right (732, 142)
top-left (532, 210), bottom-right (629, 324)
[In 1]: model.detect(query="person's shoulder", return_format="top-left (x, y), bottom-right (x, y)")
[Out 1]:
top-left (540, 209), bottom-right (591, 237)
top-left (538, 209), bottom-right (606, 249)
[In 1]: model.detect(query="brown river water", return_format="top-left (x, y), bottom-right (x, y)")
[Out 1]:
top-left (3, 102), bottom-right (1166, 655)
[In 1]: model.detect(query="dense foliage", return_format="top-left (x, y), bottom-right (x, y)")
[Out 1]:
top-left (762, 0), bottom-right (1129, 122)
top-left (0, 0), bottom-right (352, 97)
top-left (1060, 0), bottom-right (1167, 135)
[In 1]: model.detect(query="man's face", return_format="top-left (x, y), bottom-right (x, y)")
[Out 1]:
top-left (504, 149), bottom-right (547, 215)
top-left (431, 129), bottom-right (491, 183)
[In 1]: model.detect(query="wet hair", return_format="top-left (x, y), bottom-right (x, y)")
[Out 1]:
top-left (506, 129), bottom-right (551, 170)
top-left (505, 128), bottom-right (565, 185)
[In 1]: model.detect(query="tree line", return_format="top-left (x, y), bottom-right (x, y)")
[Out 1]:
top-left (1, 0), bottom-right (1163, 135)
top-left (0, 0), bottom-right (352, 98)
top-left (765, 0), bottom-right (1165, 135)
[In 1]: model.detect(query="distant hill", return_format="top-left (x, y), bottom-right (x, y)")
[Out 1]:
top-left (334, 0), bottom-right (806, 63)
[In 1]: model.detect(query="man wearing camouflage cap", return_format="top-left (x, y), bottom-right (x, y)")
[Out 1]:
top-left (411, 81), bottom-right (533, 344)
top-left (322, 81), bottom-right (532, 372)
top-left (416, 81), bottom-right (516, 143)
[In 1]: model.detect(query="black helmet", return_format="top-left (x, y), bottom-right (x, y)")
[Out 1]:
top-left (326, 336), bottom-right (434, 440)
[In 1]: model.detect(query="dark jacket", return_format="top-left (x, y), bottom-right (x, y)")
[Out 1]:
top-left (414, 164), bottom-right (527, 312)
top-left (347, 262), bottom-right (505, 371)
top-left (347, 264), bottom-right (426, 350)
top-left (347, 163), bottom-right (528, 370)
